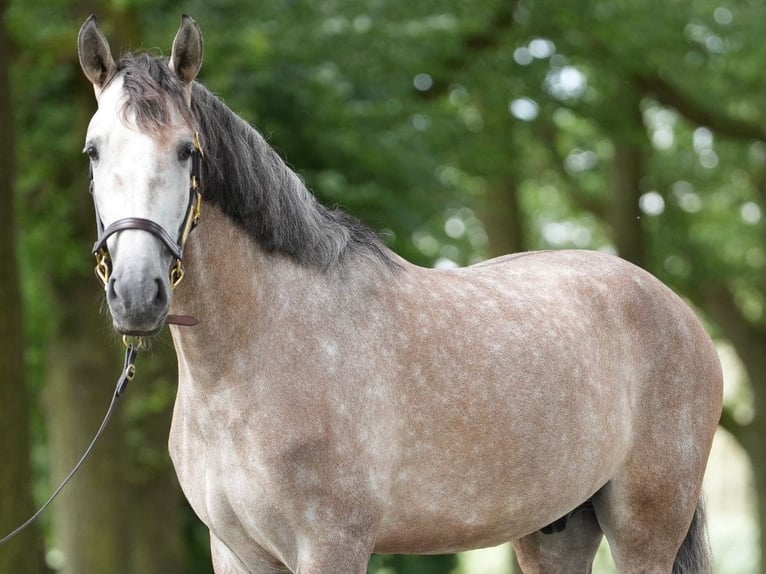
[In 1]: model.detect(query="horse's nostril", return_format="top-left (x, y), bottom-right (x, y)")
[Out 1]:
top-left (154, 279), bottom-right (167, 307)
top-left (108, 277), bottom-right (118, 301)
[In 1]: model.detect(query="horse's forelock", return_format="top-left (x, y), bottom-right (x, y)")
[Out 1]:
top-left (110, 53), bottom-right (195, 134)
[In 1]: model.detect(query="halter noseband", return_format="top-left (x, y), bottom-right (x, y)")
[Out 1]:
top-left (91, 132), bottom-right (204, 290)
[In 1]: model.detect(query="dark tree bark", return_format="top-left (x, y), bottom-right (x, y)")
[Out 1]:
top-left (0, 0), bottom-right (49, 570)
top-left (694, 284), bottom-right (766, 569)
top-left (481, 175), bottom-right (527, 256)
top-left (609, 140), bottom-right (645, 267)
top-left (605, 85), bottom-right (647, 269)
top-left (46, 322), bottom-right (132, 574)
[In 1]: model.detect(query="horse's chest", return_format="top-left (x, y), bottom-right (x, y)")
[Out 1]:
top-left (168, 397), bottom-right (291, 560)
top-left (169, 386), bottom-right (374, 567)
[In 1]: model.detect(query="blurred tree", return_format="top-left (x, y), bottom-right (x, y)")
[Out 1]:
top-left (0, 0), bottom-right (48, 570)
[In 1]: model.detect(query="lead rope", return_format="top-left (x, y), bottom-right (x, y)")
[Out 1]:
top-left (0, 340), bottom-right (141, 547)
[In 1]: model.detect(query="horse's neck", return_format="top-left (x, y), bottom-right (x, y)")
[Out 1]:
top-left (168, 203), bottom-right (386, 381)
top-left (169, 204), bottom-right (281, 359)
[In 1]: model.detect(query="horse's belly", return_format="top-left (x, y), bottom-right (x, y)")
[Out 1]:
top-left (373, 443), bottom-right (617, 555)
top-left (373, 371), bottom-right (631, 553)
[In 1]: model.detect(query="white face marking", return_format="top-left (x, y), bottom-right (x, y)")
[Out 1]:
top-left (86, 75), bottom-right (197, 333)
top-left (87, 76), bottom-right (194, 257)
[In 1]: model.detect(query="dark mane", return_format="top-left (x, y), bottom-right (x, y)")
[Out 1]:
top-left (114, 53), bottom-right (397, 271)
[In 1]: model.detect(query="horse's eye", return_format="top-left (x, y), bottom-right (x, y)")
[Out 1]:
top-left (177, 144), bottom-right (194, 162)
top-left (84, 144), bottom-right (99, 162)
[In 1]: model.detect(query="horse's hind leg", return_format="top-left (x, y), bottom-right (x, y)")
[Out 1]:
top-left (513, 508), bottom-right (603, 574)
top-left (593, 477), bottom-right (711, 574)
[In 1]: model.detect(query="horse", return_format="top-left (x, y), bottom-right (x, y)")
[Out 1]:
top-left (77, 14), bottom-right (722, 574)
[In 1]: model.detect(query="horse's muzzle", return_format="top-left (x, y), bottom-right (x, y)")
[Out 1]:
top-left (107, 273), bottom-right (169, 336)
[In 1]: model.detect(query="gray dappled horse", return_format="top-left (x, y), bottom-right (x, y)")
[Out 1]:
top-left (78, 15), bottom-right (722, 574)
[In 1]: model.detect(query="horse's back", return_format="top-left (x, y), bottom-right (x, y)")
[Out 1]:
top-left (466, 249), bottom-right (722, 434)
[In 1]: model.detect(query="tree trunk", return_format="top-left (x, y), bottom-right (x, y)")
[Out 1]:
top-left (745, 416), bottom-right (766, 573)
top-left (481, 175), bottom-right (526, 255)
top-left (0, 1), bottom-right (48, 569)
top-left (728, 340), bottom-right (766, 572)
top-left (46, 308), bottom-right (187, 574)
top-left (693, 282), bottom-right (766, 571)
top-left (46, 316), bottom-right (131, 574)
top-left (606, 85), bottom-right (646, 269)
top-left (609, 141), bottom-right (645, 267)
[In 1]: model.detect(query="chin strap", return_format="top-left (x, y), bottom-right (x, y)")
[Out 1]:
top-left (0, 342), bottom-right (140, 547)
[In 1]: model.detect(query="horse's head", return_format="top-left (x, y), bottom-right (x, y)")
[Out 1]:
top-left (78, 15), bottom-right (203, 335)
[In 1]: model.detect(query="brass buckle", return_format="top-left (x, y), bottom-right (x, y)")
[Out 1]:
top-left (170, 259), bottom-right (185, 290)
top-left (191, 189), bottom-right (202, 226)
top-left (122, 334), bottom-right (145, 350)
top-left (193, 131), bottom-right (204, 157)
top-left (94, 249), bottom-right (111, 287)
top-left (191, 131), bottom-right (203, 225)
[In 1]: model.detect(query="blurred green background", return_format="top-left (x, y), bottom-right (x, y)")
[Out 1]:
top-left (1, 0), bottom-right (764, 572)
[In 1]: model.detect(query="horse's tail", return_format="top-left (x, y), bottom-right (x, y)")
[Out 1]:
top-left (673, 498), bottom-right (712, 574)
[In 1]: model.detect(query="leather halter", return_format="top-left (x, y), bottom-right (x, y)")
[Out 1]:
top-left (91, 132), bottom-right (204, 290)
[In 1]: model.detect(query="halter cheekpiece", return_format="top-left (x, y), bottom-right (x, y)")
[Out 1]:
top-left (91, 132), bottom-right (204, 290)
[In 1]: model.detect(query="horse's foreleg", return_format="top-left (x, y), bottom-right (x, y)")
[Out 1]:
top-left (293, 555), bottom-right (369, 574)
top-left (513, 508), bottom-right (603, 574)
top-left (293, 540), bottom-right (371, 574)
top-left (210, 535), bottom-right (249, 573)
top-left (210, 534), bottom-right (290, 574)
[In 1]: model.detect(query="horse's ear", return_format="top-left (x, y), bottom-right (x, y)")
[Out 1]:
top-left (77, 15), bottom-right (115, 90)
top-left (170, 14), bottom-right (203, 86)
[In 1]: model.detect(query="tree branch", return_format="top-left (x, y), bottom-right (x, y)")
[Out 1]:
top-left (697, 283), bottom-right (762, 352)
top-left (535, 119), bottom-right (608, 219)
top-left (636, 73), bottom-right (766, 141)
top-left (417, 2), bottom-right (518, 99)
